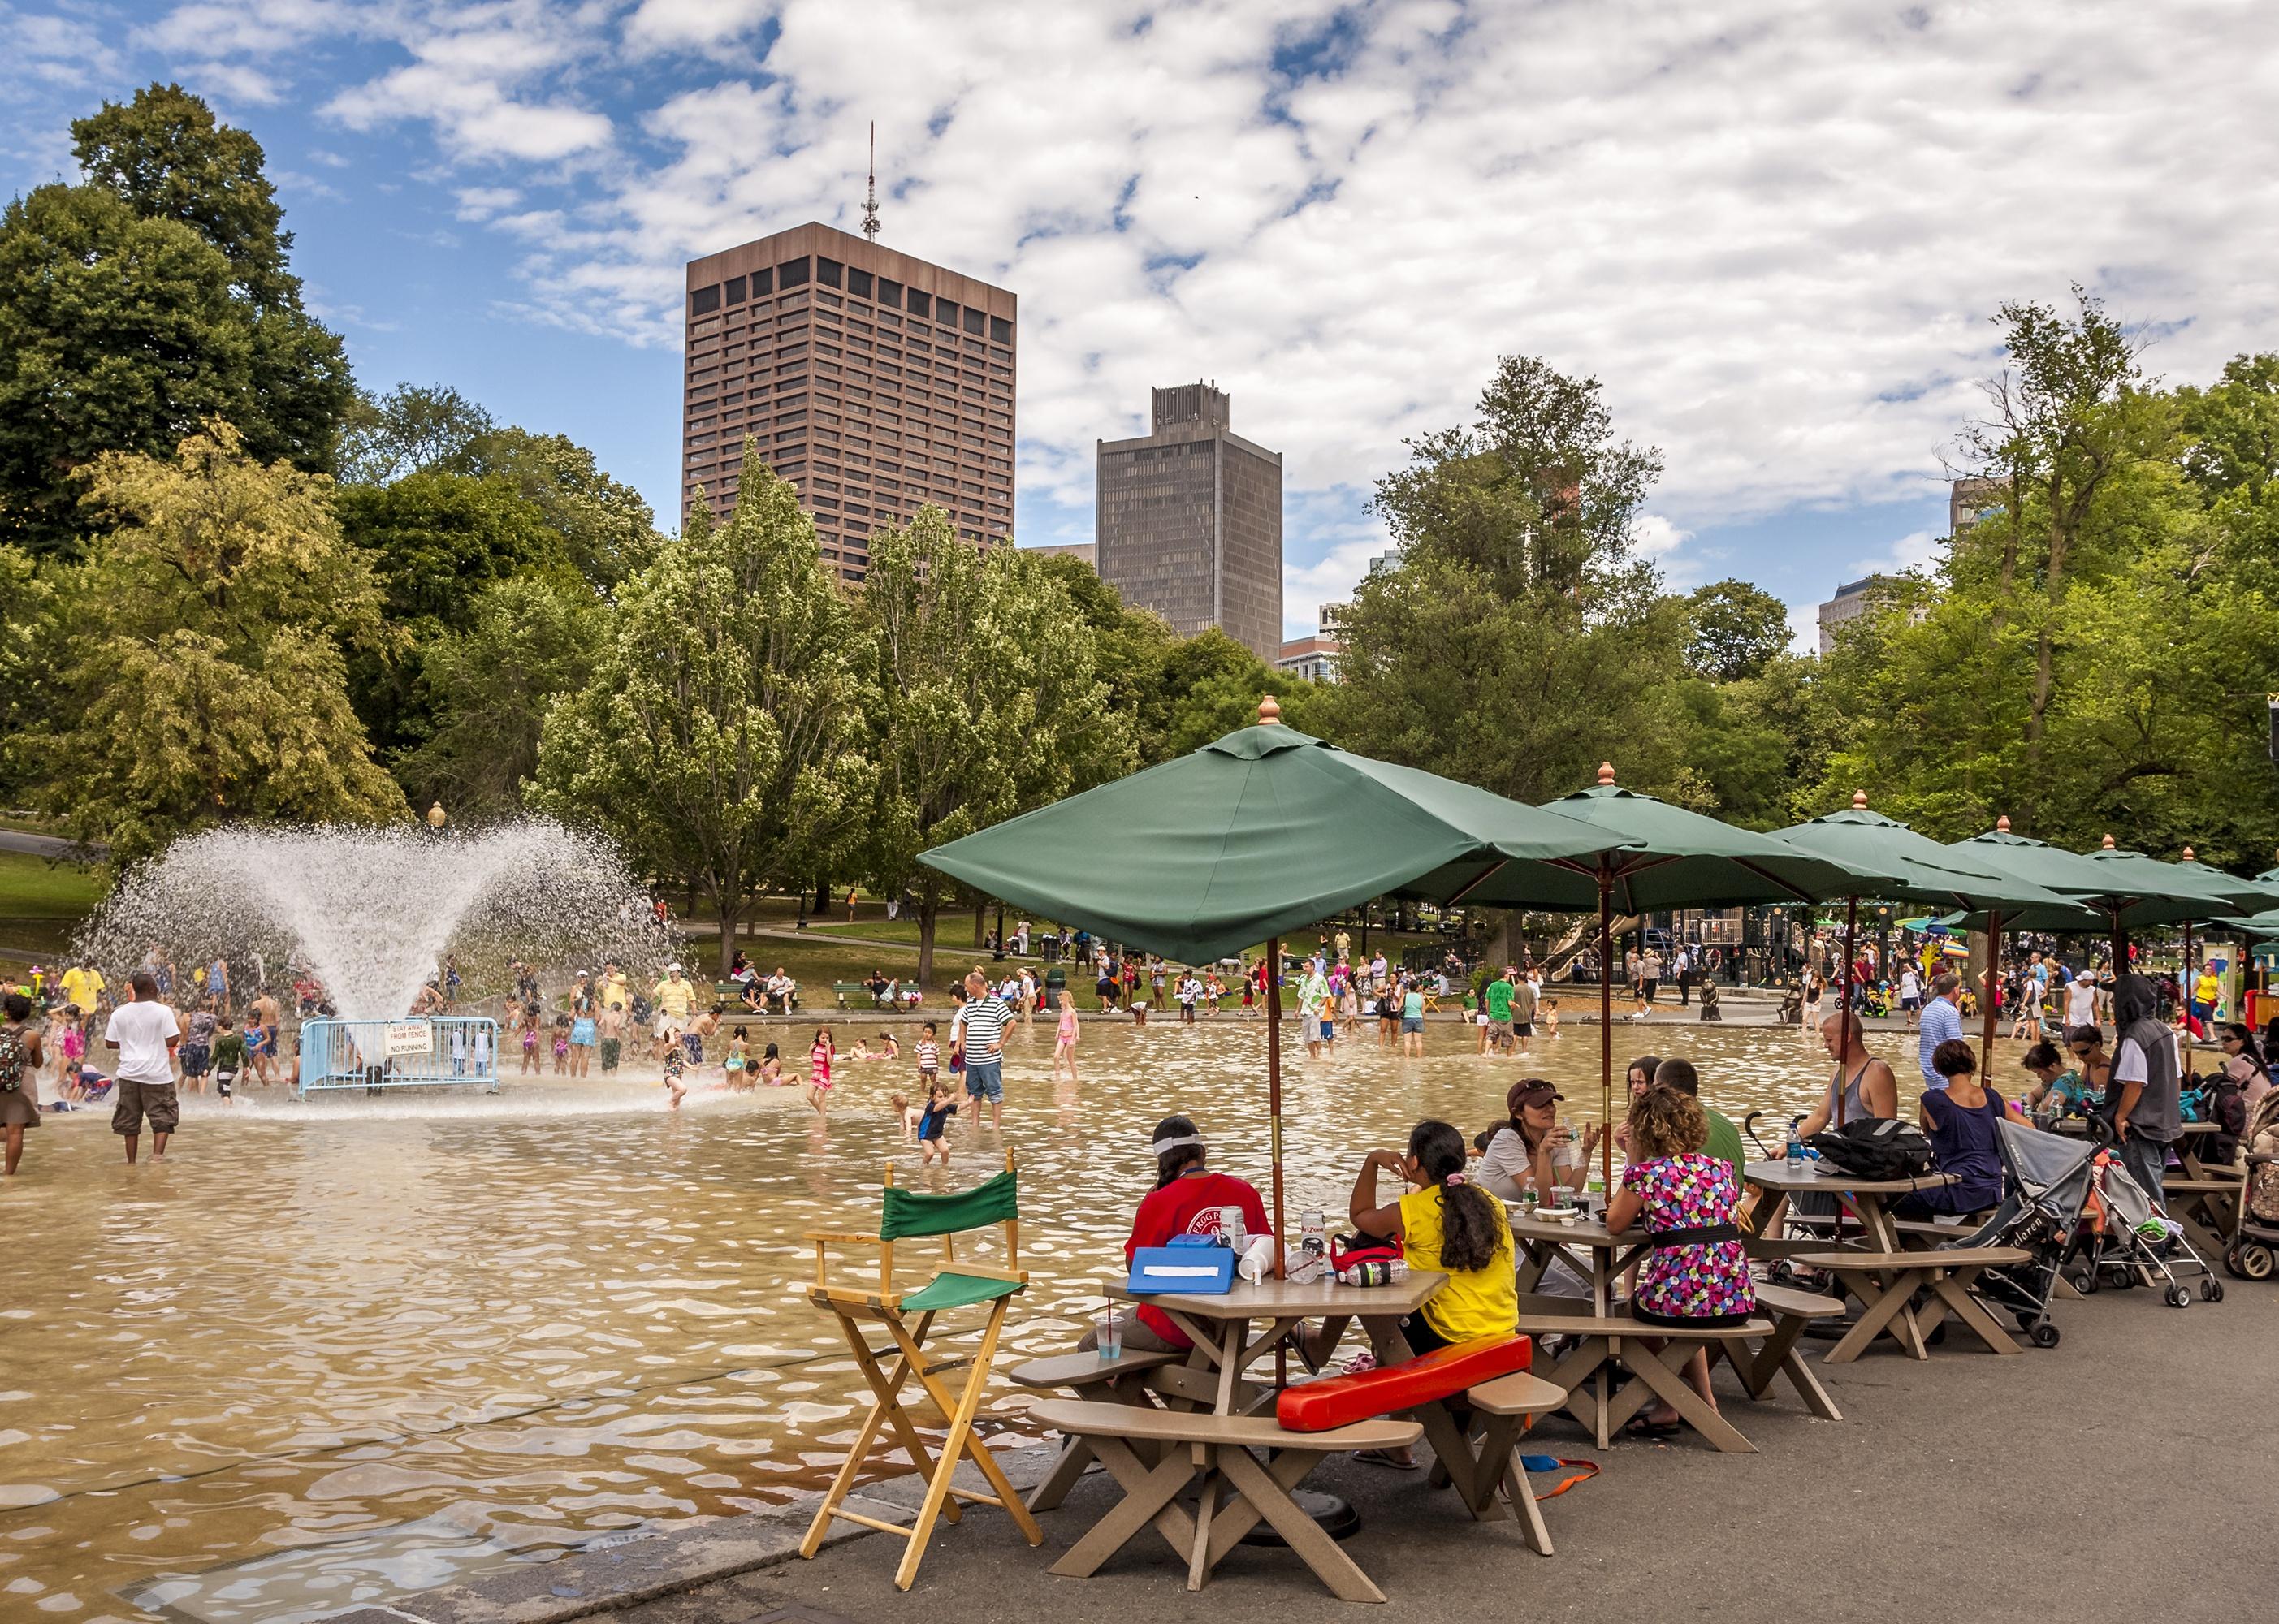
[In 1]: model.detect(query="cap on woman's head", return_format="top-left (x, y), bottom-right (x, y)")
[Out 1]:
top-left (1507, 1078), bottom-right (1563, 1114)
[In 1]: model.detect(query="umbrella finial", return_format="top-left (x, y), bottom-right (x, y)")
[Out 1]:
top-left (1996, 814), bottom-right (2012, 832)
top-left (2183, 845), bottom-right (2196, 862)
top-left (2101, 832), bottom-right (2117, 849)
top-left (1851, 789), bottom-right (1868, 810)
top-left (1256, 694), bottom-right (1282, 726)
top-left (1597, 761), bottom-right (1615, 785)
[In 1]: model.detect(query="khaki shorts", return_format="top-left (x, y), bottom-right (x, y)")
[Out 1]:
top-left (113, 1077), bottom-right (180, 1136)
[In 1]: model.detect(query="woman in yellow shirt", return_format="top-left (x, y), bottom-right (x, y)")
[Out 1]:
top-left (1348, 1119), bottom-right (1516, 1356)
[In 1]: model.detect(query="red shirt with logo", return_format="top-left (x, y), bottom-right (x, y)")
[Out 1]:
top-left (1125, 1170), bottom-right (1272, 1346)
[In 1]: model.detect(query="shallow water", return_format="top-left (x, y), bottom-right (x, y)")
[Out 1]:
top-left (0, 1015), bottom-right (1974, 1621)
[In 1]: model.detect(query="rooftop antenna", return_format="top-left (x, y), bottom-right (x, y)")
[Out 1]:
top-left (861, 121), bottom-right (881, 243)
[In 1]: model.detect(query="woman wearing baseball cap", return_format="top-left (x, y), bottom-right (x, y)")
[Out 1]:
top-left (1476, 1078), bottom-right (1601, 1204)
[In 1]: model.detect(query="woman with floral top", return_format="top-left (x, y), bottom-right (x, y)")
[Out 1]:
top-left (1604, 1084), bottom-right (1755, 1438)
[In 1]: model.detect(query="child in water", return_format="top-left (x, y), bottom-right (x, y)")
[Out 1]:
top-left (917, 1078), bottom-right (958, 1165)
top-left (1053, 992), bottom-right (1079, 1082)
top-left (758, 1041), bottom-right (782, 1086)
top-left (724, 1026), bottom-right (750, 1088)
top-left (660, 1045), bottom-right (688, 1109)
top-left (804, 1026), bottom-right (835, 1116)
top-left (889, 1091), bottom-right (919, 1142)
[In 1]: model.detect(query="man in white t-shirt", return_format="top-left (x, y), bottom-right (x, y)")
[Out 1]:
top-left (104, 970), bottom-right (181, 1163)
top-left (2063, 969), bottom-right (2100, 1034)
top-left (1898, 965), bottom-right (1923, 1030)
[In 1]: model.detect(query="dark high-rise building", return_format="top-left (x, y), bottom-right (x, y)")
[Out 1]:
top-left (681, 222), bottom-right (1016, 581)
top-left (1095, 383), bottom-right (1282, 662)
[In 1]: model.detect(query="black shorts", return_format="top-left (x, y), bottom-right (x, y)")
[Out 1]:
top-left (1641, 980), bottom-right (1659, 1001)
top-left (1511, 1021), bottom-right (1533, 1038)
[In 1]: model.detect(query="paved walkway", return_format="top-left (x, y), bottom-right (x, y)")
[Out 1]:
top-left (354, 1268), bottom-right (2278, 1624)
top-left (0, 827), bottom-right (80, 857)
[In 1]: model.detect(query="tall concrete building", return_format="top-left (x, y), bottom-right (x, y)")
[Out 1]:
top-left (681, 221), bottom-right (1016, 581)
top-left (1096, 383), bottom-right (1282, 663)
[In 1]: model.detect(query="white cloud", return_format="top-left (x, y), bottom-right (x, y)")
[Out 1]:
top-left (1849, 529), bottom-right (1944, 579)
top-left (453, 184), bottom-right (523, 220)
top-left (71, 0), bottom-right (2279, 627)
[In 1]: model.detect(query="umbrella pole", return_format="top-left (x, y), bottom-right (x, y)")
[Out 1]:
top-left (1838, 896), bottom-right (1857, 1127)
top-left (1599, 870), bottom-right (1614, 1192)
top-left (2182, 917), bottom-right (2195, 1041)
top-left (1978, 909), bottom-right (2003, 1077)
top-left (1265, 934), bottom-right (1285, 1281)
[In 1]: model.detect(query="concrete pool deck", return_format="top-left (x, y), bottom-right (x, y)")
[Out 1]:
top-left (336, 1272), bottom-right (2279, 1624)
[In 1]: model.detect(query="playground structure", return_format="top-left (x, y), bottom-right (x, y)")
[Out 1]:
top-left (296, 1017), bottom-right (499, 1096)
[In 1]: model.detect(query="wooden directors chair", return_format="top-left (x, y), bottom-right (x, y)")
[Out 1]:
top-left (799, 1154), bottom-right (1042, 1590)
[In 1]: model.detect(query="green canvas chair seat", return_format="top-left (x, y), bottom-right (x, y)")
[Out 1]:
top-left (800, 1156), bottom-right (1040, 1591)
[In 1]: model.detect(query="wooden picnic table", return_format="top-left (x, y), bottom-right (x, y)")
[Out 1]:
top-left (1741, 1159), bottom-right (1956, 1253)
top-left (1508, 1210), bottom-right (1651, 1316)
top-left (2051, 1118), bottom-right (2239, 1250)
top-left (1104, 1272), bottom-right (1446, 1415)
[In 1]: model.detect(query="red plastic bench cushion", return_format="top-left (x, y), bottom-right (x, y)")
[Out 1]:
top-left (1275, 1334), bottom-right (1533, 1432)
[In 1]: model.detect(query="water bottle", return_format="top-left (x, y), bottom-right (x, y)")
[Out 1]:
top-left (1785, 1121), bottom-right (1804, 1168)
top-left (1585, 1166), bottom-right (1606, 1217)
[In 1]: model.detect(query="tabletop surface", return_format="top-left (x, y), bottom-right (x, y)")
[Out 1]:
top-left (1741, 1159), bottom-right (1956, 1194)
top-left (1105, 1270), bottom-right (1445, 1319)
top-left (1507, 1212), bottom-right (1650, 1248)
top-left (2050, 1116), bottom-right (2216, 1135)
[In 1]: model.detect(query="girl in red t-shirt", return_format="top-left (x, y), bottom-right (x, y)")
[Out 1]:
top-left (1080, 1114), bottom-right (1270, 1353)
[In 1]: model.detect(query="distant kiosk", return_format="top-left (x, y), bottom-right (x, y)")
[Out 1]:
top-left (296, 1017), bottom-right (499, 1097)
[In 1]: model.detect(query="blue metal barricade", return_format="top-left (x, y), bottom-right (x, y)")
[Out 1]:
top-left (296, 1017), bottom-right (499, 1095)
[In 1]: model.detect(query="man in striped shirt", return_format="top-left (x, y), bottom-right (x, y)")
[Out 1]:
top-left (952, 970), bottom-right (1010, 1129)
top-left (1918, 971), bottom-right (1964, 1091)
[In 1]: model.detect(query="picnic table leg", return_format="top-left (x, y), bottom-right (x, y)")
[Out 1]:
top-left (1745, 1186), bottom-right (1792, 1238)
top-left (1513, 1239), bottom-right (1554, 1295)
top-left (1025, 1436), bottom-right (1096, 1514)
top-left (1615, 1337), bottom-right (1757, 1453)
top-left (1200, 1445), bottom-right (1317, 1562)
top-left (1821, 1267), bottom-right (1931, 1363)
top-left (1467, 1413), bottom-right (1554, 1554)
top-left (1415, 1402), bottom-right (1491, 1515)
top-left (1923, 1268), bottom-right (2023, 1354)
top-left (1853, 1194), bottom-right (1903, 1253)
top-left (1186, 1448), bottom-right (1218, 1592)
top-left (1217, 1446), bottom-right (1388, 1604)
top-left (1048, 1436), bottom-right (1200, 1578)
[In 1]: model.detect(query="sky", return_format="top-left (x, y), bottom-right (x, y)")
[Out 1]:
top-left (5, 2), bottom-right (2278, 647)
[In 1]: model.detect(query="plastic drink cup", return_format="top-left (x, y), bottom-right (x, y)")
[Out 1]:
top-left (1097, 1307), bottom-right (1122, 1361)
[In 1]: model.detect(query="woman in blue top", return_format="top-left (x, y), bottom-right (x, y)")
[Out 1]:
top-left (1894, 1039), bottom-right (2028, 1218)
top-left (1399, 980), bottom-right (1426, 1056)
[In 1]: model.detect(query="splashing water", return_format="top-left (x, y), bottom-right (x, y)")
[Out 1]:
top-left (77, 819), bottom-right (675, 1017)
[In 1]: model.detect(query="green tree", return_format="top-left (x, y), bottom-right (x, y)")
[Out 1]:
top-left (531, 459), bottom-right (876, 971)
top-left (394, 577), bottom-right (602, 818)
top-left (1684, 578), bottom-right (1792, 682)
top-left (336, 383), bottom-right (496, 486)
top-left (1329, 355), bottom-right (1689, 801)
top-left (0, 84), bottom-right (351, 555)
top-left (863, 508), bottom-right (1132, 987)
top-left (0, 545), bottom-right (58, 801)
top-left (482, 426), bottom-right (659, 593)
top-left (28, 423), bottom-right (404, 861)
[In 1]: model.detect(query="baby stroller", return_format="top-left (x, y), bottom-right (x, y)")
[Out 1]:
top-left (2062, 1124), bottom-right (2224, 1307)
top-left (2224, 1152), bottom-right (2278, 1280)
top-left (1943, 1118), bottom-right (2092, 1349)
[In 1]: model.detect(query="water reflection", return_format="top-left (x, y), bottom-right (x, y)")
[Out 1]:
top-left (0, 1017), bottom-right (1971, 1620)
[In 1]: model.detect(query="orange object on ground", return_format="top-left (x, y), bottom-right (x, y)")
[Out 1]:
top-left (1275, 1333), bottom-right (1532, 1432)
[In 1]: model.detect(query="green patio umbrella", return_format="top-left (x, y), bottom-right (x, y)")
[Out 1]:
top-left (919, 701), bottom-right (1641, 1261)
top-left (2082, 837), bottom-right (2276, 1035)
top-left (1775, 793), bottom-right (2099, 1075)
top-left (1533, 766), bottom-right (1896, 1168)
top-left (2169, 848), bottom-right (2279, 914)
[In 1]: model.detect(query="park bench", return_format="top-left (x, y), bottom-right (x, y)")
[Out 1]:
top-left (1031, 1332), bottom-right (1553, 1601)
top-left (1007, 1347), bottom-right (1181, 1513)
top-left (833, 980), bottom-right (884, 1009)
top-left (2162, 1176), bottom-right (2242, 1255)
top-left (1515, 1298), bottom-right (1775, 1453)
top-left (1789, 1246), bottom-right (2031, 1363)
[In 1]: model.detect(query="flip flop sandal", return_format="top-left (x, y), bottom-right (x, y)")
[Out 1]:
top-left (1356, 1448), bottom-right (1421, 1470)
top-left (1620, 1418), bottom-right (1682, 1441)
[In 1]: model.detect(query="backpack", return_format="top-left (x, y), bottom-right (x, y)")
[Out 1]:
top-left (0, 1026), bottom-right (23, 1093)
top-left (1808, 1116), bottom-right (1935, 1181)
top-left (2202, 1073), bottom-right (2248, 1165)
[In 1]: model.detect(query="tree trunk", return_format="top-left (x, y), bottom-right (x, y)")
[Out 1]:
top-left (813, 876), bottom-right (830, 915)
top-left (917, 888), bottom-right (940, 989)
top-left (716, 897), bottom-right (742, 977)
top-left (972, 896), bottom-right (988, 948)
top-left (2023, 499), bottom-right (2073, 775)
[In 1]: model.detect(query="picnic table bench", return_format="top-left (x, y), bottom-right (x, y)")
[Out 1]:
top-left (1790, 1246), bottom-right (2032, 1363)
top-left (1514, 1297), bottom-right (1775, 1453)
top-left (1009, 1348), bottom-right (1182, 1513)
top-left (1705, 1281), bottom-right (1845, 1421)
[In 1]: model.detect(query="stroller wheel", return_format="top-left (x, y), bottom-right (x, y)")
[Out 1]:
top-left (2030, 1322), bottom-right (2061, 1349)
top-left (2113, 1268), bottom-right (2138, 1290)
top-left (2164, 1283), bottom-right (2191, 1309)
top-left (2230, 1243), bottom-right (2275, 1281)
top-left (2067, 1268), bottom-right (2099, 1295)
top-left (2201, 1277), bottom-right (2225, 1303)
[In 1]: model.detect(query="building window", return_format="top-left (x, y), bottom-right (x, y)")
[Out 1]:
top-left (963, 307), bottom-right (985, 335)
top-left (878, 278), bottom-right (902, 308)
top-left (778, 257), bottom-right (811, 288)
top-left (752, 266), bottom-right (773, 296)
top-left (817, 257), bottom-right (843, 288)
top-left (724, 274), bottom-right (746, 305)
top-left (906, 287), bottom-right (930, 319)
top-left (690, 284), bottom-right (721, 314)
top-left (990, 317), bottom-right (1012, 344)
top-left (848, 267), bottom-right (873, 298)
top-left (935, 299), bottom-right (958, 328)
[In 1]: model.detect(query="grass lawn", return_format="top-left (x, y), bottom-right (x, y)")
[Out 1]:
top-left (0, 849), bottom-right (106, 962)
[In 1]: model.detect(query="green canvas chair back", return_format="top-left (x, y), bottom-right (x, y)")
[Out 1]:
top-left (880, 1168), bottom-right (1019, 1241)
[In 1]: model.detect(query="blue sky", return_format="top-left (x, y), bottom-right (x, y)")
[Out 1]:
top-left (5, 1), bottom-right (2275, 645)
